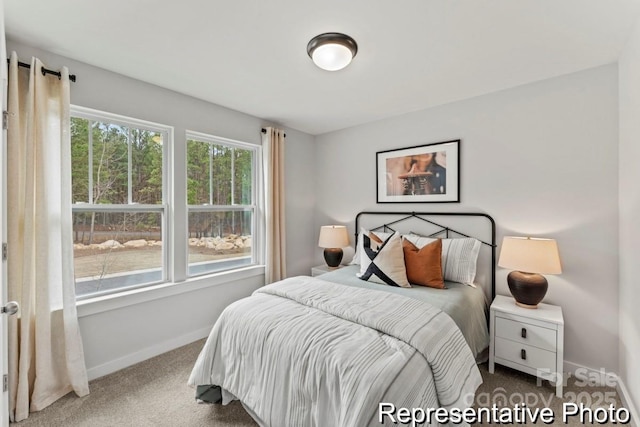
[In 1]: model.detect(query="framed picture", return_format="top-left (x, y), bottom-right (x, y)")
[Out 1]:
top-left (376, 139), bottom-right (460, 203)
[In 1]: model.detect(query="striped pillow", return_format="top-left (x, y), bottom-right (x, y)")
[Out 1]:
top-left (404, 234), bottom-right (481, 286)
top-left (358, 232), bottom-right (410, 288)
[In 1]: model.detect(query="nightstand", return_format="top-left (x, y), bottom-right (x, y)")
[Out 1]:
top-left (311, 264), bottom-right (343, 277)
top-left (489, 295), bottom-right (564, 397)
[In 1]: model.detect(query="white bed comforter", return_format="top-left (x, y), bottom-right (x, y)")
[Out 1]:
top-left (188, 276), bottom-right (482, 426)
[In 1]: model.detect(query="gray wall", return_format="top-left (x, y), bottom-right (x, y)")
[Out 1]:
top-left (618, 18), bottom-right (640, 414)
top-left (6, 40), bottom-right (317, 378)
top-left (315, 65), bottom-right (620, 373)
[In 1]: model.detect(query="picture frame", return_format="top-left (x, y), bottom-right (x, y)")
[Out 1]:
top-left (376, 139), bottom-right (460, 203)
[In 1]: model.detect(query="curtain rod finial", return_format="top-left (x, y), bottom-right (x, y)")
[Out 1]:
top-left (261, 127), bottom-right (286, 138)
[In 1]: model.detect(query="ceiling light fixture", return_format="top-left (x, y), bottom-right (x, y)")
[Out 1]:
top-left (307, 33), bottom-right (358, 71)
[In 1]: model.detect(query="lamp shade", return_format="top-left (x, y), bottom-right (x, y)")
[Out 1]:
top-left (498, 236), bottom-right (562, 274)
top-left (318, 225), bottom-right (349, 248)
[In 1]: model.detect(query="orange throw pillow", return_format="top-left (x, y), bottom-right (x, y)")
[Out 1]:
top-left (402, 238), bottom-right (445, 289)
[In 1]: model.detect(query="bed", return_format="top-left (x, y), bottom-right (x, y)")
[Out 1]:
top-left (317, 265), bottom-right (490, 360)
top-left (188, 211), bottom-right (496, 426)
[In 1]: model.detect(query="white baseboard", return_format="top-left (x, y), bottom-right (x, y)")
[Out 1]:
top-left (616, 376), bottom-right (639, 427)
top-left (564, 360), bottom-right (619, 387)
top-left (86, 326), bottom-right (211, 381)
top-left (564, 360), bottom-right (638, 427)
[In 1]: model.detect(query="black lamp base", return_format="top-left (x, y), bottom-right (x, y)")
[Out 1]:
top-left (507, 270), bottom-right (548, 309)
top-left (323, 248), bottom-right (343, 268)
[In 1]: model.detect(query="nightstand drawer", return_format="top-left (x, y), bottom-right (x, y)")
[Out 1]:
top-left (494, 337), bottom-right (556, 372)
top-left (495, 316), bottom-right (556, 352)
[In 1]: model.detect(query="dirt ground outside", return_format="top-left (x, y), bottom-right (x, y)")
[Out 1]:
top-left (74, 245), bottom-right (250, 279)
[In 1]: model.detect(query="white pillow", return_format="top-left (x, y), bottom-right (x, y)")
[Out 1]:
top-left (349, 228), bottom-right (393, 265)
top-left (358, 231), bottom-right (410, 288)
top-left (404, 234), bottom-right (481, 286)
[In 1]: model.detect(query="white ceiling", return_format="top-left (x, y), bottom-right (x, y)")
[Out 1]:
top-left (5, 0), bottom-right (640, 135)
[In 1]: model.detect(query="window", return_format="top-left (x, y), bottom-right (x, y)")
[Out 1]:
top-left (186, 131), bottom-right (259, 277)
top-left (70, 108), bottom-right (263, 300)
top-left (71, 107), bottom-right (169, 298)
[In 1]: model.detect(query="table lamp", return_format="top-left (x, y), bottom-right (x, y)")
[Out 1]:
top-left (318, 225), bottom-right (350, 268)
top-left (498, 236), bottom-right (562, 308)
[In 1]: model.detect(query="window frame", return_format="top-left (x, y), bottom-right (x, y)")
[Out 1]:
top-left (185, 130), bottom-right (263, 278)
top-left (71, 105), bottom-right (172, 299)
top-left (69, 107), bottom-right (265, 306)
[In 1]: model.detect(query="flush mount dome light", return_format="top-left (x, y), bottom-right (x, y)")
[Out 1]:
top-left (307, 33), bottom-right (358, 71)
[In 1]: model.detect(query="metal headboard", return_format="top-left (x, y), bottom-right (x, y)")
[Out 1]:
top-left (355, 211), bottom-right (496, 300)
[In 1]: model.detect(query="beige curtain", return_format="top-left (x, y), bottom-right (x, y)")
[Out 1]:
top-left (262, 127), bottom-right (286, 283)
top-left (7, 52), bottom-right (89, 422)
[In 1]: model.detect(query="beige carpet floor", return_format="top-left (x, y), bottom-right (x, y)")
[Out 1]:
top-left (12, 340), bottom-right (256, 427)
top-left (12, 339), bottom-right (625, 426)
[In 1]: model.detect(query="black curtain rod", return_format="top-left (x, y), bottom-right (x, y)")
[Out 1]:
top-left (261, 128), bottom-right (286, 138)
top-left (7, 59), bottom-right (77, 83)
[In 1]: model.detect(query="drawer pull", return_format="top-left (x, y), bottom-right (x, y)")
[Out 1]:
top-left (521, 349), bottom-right (527, 360)
top-left (521, 328), bottom-right (527, 339)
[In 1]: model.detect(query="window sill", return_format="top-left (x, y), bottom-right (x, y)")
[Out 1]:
top-left (76, 265), bottom-right (265, 318)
